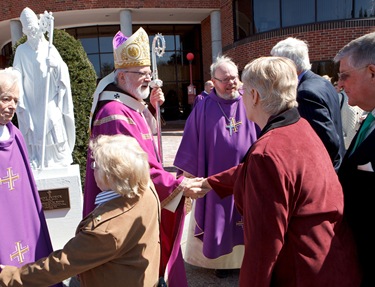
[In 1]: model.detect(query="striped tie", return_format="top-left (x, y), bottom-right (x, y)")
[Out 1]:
top-left (352, 113), bottom-right (374, 151)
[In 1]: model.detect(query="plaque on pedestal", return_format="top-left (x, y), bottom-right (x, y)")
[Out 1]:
top-left (33, 164), bottom-right (83, 250)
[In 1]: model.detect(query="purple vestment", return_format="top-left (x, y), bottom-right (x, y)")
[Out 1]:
top-left (0, 123), bottom-right (60, 286)
top-left (174, 90), bottom-right (259, 259)
top-left (193, 90), bottom-right (209, 108)
top-left (83, 90), bottom-right (187, 287)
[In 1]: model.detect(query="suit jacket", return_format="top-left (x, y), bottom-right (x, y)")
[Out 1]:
top-left (0, 185), bottom-right (161, 287)
top-left (338, 112), bottom-right (375, 286)
top-left (298, 70), bottom-right (345, 171)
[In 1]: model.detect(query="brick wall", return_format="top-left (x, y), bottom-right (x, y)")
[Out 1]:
top-left (200, 16), bottom-right (211, 81)
top-left (220, 1), bottom-right (234, 47)
top-left (0, 1), bottom-right (219, 19)
top-left (223, 20), bottom-right (375, 72)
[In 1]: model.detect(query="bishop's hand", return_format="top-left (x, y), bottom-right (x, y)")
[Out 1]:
top-left (150, 86), bottom-right (165, 109)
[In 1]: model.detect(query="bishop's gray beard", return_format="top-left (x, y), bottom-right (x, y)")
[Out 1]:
top-left (133, 85), bottom-right (150, 100)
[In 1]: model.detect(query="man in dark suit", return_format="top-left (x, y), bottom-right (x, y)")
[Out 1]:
top-left (334, 31), bottom-right (375, 287)
top-left (271, 37), bottom-right (345, 171)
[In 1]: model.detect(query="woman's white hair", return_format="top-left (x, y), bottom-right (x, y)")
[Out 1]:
top-left (241, 56), bottom-right (298, 115)
top-left (89, 134), bottom-right (150, 198)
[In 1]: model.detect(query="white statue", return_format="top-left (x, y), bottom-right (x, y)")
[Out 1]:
top-left (13, 7), bottom-right (75, 169)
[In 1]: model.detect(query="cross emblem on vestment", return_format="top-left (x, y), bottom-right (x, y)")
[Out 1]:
top-left (226, 117), bottom-right (242, 136)
top-left (10, 241), bottom-right (29, 263)
top-left (0, 167), bottom-right (19, 191)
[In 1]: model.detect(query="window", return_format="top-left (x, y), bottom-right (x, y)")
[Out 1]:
top-left (65, 24), bottom-right (202, 120)
top-left (254, 0), bottom-right (280, 33)
top-left (355, 0), bottom-right (375, 18)
top-left (70, 26), bottom-right (118, 78)
top-left (234, 0), bottom-right (254, 39)
top-left (312, 60), bottom-right (338, 81)
top-left (282, 0), bottom-right (314, 27)
top-left (234, 0), bottom-right (373, 40)
top-left (317, 0), bottom-right (352, 21)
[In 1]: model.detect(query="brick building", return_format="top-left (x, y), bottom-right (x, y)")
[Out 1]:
top-left (1, 1), bottom-right (374, 118)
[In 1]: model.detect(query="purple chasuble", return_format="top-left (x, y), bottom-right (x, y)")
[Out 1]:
top-left (0, 123), bottom-right (60, 286)
top-left (83, 97), bottom-right (183, 216)
top-left (174, 90), bottom-right (259, 259)
top-left (83, 92), bottom-right (187, 287)
top-left (193, 90), bottom-right (209, 108)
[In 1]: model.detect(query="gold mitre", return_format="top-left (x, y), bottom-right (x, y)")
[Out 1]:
top-left (113, 27), bottom-right (150, 68)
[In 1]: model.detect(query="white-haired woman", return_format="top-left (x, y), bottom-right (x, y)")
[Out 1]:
top-left (0, 134), bottom-right (161, 287)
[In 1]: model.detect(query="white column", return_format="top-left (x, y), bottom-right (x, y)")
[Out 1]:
top-left (210, 10), bottom-right (222, 62)
top-left (10, 20), bottom-right (23, 46)
top-left (120, 10), bottom-right (133, 36)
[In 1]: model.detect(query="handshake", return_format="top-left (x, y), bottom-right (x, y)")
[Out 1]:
top-left (181, 176), bottom-right (212, 200)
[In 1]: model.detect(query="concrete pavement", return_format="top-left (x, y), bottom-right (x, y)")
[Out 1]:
top-left (161, 120), bottom-right (240, 287)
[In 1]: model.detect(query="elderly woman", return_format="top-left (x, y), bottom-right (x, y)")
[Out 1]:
top-left (203, 57), bottom-right (362, 286)
top-left (0, 134), bottom-right (161, 287)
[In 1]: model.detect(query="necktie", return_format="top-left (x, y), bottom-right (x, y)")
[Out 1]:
top-left (352, 113), bottom-right (374, 151)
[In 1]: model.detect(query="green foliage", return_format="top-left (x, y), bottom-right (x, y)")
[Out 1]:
top-left (12, 30), bottom-right (97, 189)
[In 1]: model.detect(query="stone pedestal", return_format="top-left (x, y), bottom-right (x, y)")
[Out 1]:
top-left (33, 164), bottom-right (83, 250)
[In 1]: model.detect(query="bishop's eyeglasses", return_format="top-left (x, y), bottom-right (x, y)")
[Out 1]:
top-left (123, 70), bottom-right (153, 80)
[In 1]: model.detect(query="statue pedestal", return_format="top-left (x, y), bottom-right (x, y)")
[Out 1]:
top-left (33, 164), bottom-right (83, 250)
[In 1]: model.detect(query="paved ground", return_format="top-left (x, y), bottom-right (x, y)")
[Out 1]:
top-left (64, 119), bottom-right (240, 287)
top-left (160, 120), bottom-right (240, 287)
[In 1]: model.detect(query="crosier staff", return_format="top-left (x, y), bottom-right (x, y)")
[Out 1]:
top-left (39, 10), bottom-right (54, 170)
top-left (149, 33), bottom-right (166, 165)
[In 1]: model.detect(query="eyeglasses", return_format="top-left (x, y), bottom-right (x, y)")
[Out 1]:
top-left (91, 161), bottom-right (98, 170)
top-left (213, 76), bottom-right (238, 85)
top-left (123, 70), bottom-right (153, 79)
top-left (337, 65), bottom-right (368, 81)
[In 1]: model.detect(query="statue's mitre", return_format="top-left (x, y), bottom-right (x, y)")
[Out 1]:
top-left (113, 27), bottom-right (151, 68)
top-left (20, 7), bottom-right (38, 27)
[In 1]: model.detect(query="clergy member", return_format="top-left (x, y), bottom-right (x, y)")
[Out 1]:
top-left (0, 68), bottom-right (61, 287)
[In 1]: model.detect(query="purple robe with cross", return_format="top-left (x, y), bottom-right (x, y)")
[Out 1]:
top-left (0, 122), bottom-right (58, 284)
top-left (174, 89), bottom-right (259, 259)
